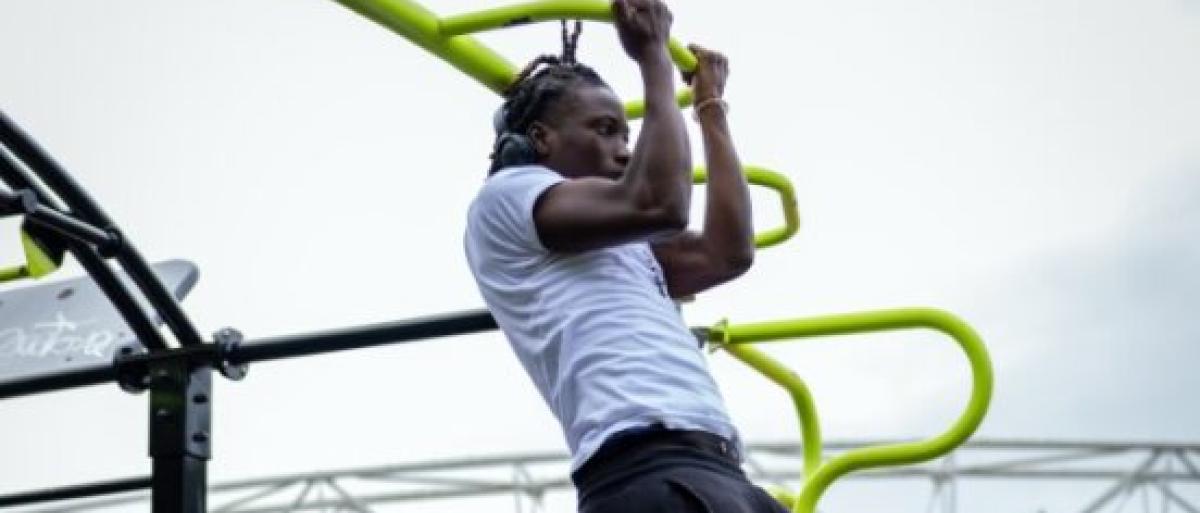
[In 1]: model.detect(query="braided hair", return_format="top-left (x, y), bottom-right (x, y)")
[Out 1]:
top-left (489, 20), bottom-right (610, 174)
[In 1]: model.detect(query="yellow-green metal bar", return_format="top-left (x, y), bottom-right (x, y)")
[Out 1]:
top-left (331, 0), bottom-right (695, 118)
top-left (713, 320), bottom-right (823, 478)
top-left (0, 229), bottom-right (62, 284)
top-left (438, 0), bottom-right (615, 35)
top-left (692, 166), bottom-right (800, 249)
top-left (334, 0), bottom-right (518, 94)
top-left (0, 266), bottom-right (24, 282)
top-left (436, 0), bottom-right (698, 70)
top-left (706, 308), bottom-right (994, 513)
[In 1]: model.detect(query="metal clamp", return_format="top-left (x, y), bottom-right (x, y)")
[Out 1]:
top-left (114, 344), bottom-right (150, 394)
top-left (213, 327), bottom-right (248, 381)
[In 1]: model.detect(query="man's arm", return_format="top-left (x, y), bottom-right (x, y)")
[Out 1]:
top-left (533, 0), bottom-right (693, 252)
top-left (652, 45), bottom-right (754, 298)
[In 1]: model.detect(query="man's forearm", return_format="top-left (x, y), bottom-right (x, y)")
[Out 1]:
top-left (623, 53), bottom-right (692, 222)
top-left (698, 107), bottom-right (754, 267)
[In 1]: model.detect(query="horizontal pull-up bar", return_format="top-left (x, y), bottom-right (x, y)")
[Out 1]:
top-left (0, 309), bottom-right (498, 400)
top-left (227, 309), bottom-right (497, 365)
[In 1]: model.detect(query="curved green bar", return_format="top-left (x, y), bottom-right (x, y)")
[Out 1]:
top-left (332, 0), bottom-right (697, 118)
top-left (334, 0), bottom-right (518, 94)
top-left (713, 321), bottom-right (823, 479)
top-left (692, 166), bottom-right (800, 249)
top-left (707, 308), bottom-right (994, 513)
top-left (329, 0), bottom-right (801, 247)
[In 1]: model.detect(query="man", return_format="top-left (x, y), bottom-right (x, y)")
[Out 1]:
top-left (465, 0), bottom-right (784, 510)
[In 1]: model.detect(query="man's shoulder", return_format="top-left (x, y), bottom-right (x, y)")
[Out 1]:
top-left (472, 165), bottom-right (560, 210)
top-left (473, 165), bottom-right (559, 214)
top-left (466, 165), bottom-right (567, 253)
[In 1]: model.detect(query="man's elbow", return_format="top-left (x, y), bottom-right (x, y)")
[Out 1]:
top-left (661, 206), bottom-right (690, 233)
top-left (643, 203), bottom-right (689, 235)
top-left (710, 238), bottom-right (754, 280)
top-left (723, 248), bottom-right (755, 278)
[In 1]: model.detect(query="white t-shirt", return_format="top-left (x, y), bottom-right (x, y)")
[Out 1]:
top-left (464, 165), bottom-right (740, 471)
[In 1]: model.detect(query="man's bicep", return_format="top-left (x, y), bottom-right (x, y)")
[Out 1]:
top-left (534, 178), bottom-right (685, 252)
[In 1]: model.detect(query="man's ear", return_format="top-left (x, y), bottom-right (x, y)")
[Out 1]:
top-left (528, 121), bottom-right (553, 158)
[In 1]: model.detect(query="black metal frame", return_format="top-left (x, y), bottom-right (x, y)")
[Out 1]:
top-left (0, 110), bottom-right (499, 511)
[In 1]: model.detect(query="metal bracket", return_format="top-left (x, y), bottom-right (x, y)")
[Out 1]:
top-left (213, 328), bottom-right (247, 381)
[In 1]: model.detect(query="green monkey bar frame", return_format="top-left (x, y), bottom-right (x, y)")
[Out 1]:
top-left (325, 1), bottom-right (994, 511)
top-left (0, 1), bottom-right (992, 512)
top-left (334, 0), bottom-right (700, 117)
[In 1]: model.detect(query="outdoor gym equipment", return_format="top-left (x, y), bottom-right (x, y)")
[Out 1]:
top-left (0, 1), bottom-right (992, 512)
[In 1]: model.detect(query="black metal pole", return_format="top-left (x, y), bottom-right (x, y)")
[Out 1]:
top-left (0, 363), bottom-right (114, 400)
top-left (0, 188), bottom-right (116, 247)
top-left (27, 203), bottom-right (115, 246)
top-left (0, 477), bottom-right (152, 508)
top-left (0, 310), bottom-right (498, 400)
top-left (147, 359), bottom-right (211, 513)
top-left (109, 237), bottom-right (206, 346)
top-left (73, 246), bottom-right (173, 349)
top-left (230, 309), bottom-right (498, 364)
top-left (0, 109), bottom-right (205, 347)
top-left (0, 111), bottom-right (112, 228)
top-left (0, 150), bottom-right (169, 351)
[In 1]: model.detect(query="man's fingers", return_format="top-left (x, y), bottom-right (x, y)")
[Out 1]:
top-left (689, 44), bottom-right (730, 70)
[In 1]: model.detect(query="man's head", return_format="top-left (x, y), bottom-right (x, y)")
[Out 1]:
top-left (490, 22), bottom-right (632, 179)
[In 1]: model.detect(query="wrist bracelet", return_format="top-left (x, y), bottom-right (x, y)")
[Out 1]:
top-left (692, 97), bottom-right (729, 121)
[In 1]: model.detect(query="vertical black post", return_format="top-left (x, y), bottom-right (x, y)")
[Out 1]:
top-left (148, 359), bottom-right (211, 513)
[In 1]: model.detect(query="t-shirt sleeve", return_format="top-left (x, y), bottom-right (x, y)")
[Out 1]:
top-left (470, 167), bottom-right (565, 254)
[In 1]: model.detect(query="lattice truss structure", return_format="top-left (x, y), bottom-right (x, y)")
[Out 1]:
top-left (19, 439), bottom-right (1199, 513)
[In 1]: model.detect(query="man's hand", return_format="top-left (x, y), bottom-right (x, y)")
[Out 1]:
top-left (682, 44), bottom-right (729, 102)
top-left (613, 0), bottom-right (673, 64)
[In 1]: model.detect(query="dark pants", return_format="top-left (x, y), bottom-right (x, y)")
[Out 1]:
top-left (572, 426), bottom-right (790, 513)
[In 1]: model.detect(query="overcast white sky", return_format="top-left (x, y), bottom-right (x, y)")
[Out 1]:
top-left (1, 0), bottom-right (1197, 511)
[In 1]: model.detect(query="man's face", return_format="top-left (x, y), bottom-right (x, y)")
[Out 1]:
top-left (532, 84), bottom-right (632, 180)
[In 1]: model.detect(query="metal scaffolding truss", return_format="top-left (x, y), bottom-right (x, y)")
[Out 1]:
top-left (14, 439), bottom-right (1199, 513)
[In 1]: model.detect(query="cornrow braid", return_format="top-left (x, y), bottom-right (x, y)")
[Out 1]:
top-left (561, 20), bottom-right (582, 64)
top-left (489, 20), bottom-right (609, 174)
